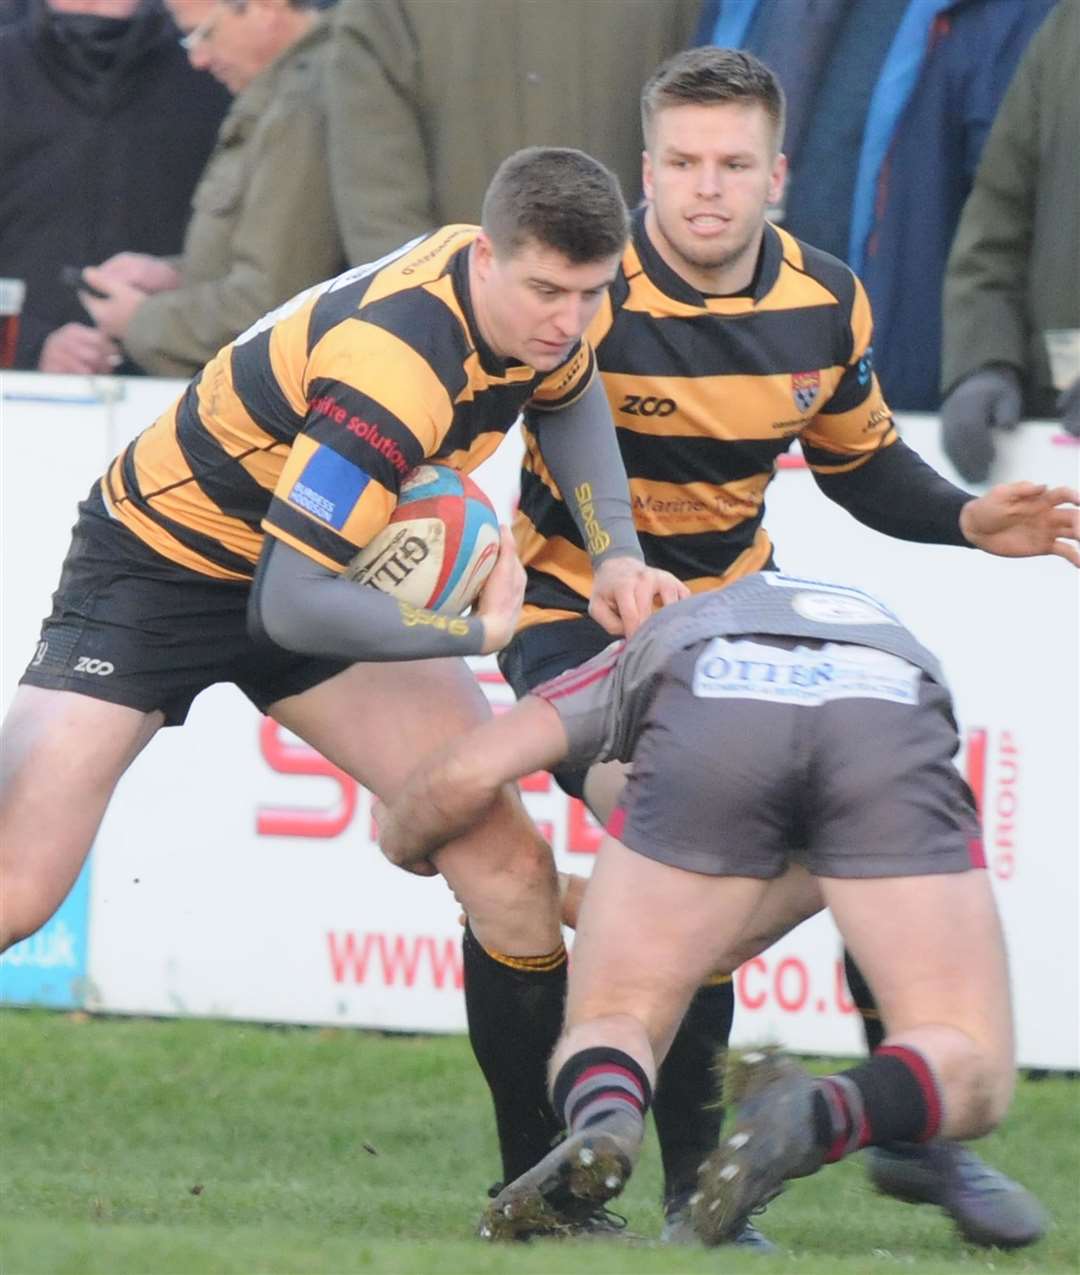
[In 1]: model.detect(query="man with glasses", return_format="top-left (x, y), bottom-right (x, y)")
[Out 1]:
top-left (0, 0), bottom-right (228, 372)
top-left (76, 0), bottom-right (342, 378)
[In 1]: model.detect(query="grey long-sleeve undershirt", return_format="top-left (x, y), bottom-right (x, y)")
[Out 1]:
top-left (527, 377), bottom-right (643, 567)
top-left (248, 376), bottom-right (643, 662)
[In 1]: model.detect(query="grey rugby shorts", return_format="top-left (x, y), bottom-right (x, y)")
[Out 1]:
top-left (608, 636), bottom-right (984, 878)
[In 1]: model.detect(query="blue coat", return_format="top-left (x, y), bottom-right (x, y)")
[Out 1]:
top-left (696, 0), bottom-right (1057, 408)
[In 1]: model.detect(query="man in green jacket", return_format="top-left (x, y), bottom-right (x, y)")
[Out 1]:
top-left (79, 0), bottom-right (343, 378)
top-left (324, 0), bottom-right (700, 267)
top-left (940, 0), bottom-right (1080, 481)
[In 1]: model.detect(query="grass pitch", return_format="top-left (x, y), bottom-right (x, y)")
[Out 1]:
top-left (1, 1011), bottom-right (1076, 1274)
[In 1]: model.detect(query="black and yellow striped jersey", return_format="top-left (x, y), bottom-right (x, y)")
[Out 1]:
top-left (515, 210), bottom-right (894, 628)
top-left (101, 225), bottom-right (594, 580)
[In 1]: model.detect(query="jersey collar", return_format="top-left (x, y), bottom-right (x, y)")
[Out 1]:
top-left (449, 243), bottom-right (519, 377)
top-left (629, 206), bottom-right (783, 307)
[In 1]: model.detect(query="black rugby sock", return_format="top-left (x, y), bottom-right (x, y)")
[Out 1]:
top-left (462, 923), bottom-right (567, 1183)
top-left (812, 1045), bottom-right (943, 1162)
top-left (844, 948), bottom-right (886, 1053)
top-left (653, 977), bottom-right (735, 1207)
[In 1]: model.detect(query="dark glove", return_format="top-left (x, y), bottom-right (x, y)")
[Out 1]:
top-left (1058, 379), bottom-right (1080, 437)
top-left (941, 366), bottom-right (1022, 483)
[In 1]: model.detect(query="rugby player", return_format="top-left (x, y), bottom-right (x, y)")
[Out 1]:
top-left (375, 573), bottom-right (1026, 1247)
top-left (0, 148), bottom-right (685, 1212)
top-left (495, 47), bottom-right (1071, 1248)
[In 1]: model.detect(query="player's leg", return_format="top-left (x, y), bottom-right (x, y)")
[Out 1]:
top-left (826, 871), bottom-right (1014, 1142)
top-left (0, 687), bottom-right (162, 949)
top-left (838, 883), bottom-right (1043, 1247)
top-left (485, 657), bottom-right (813, 1241)
top-left (844, 922), bottom-right (1044, 1246)
top-left (269, 658), bottom-right (567, 1185)
top-left (693, 667), bottom-right (1032, 1246)
top-left (504, 621), bottom-right (760, 1243)
top-left (482, 831), bottom-right (775, 1240)
top-left (695, 866), bottom-right (1018, 1246)
top-left (1, 496), bottom-right (215, 952)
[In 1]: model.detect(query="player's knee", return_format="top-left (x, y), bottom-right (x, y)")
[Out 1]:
top-left (447, 796), bottom-right (560, 946)
top-left (0, 876), bottom-right (55, 952)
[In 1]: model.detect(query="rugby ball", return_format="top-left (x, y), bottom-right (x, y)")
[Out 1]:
top-left (344, 464), bottom-right (500, 614)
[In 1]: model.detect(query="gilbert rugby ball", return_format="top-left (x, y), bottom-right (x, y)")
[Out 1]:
top-left (344, 464), bottom-right (500, 614)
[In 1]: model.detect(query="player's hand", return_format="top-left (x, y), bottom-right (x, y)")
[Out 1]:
top-left (79, 268), bottom-right (146, 341)
top-left (941, 366), bottom-right (1022, 483)
top-left (371, 797), bottom-right (439, 877)
top-left (959, 481), bottom-right (1080, 567)
top-left (95, 252), bottom-right (182, 294)
top-left (476, 526), bottom-right (525, 654)
top-left (588, 557), bottom-right (689, 637)
top-left (38, 323), bottom-right (121, 374)
top-left (1058, 378), bottom-right (1080, 438)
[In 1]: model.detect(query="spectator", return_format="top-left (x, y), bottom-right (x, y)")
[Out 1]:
top-left (696, 0), bottom-right (1055, 410)
top-left (79, 0), bottom-right (343, 378)
top-left (0, 0), bottom-right (228, 373)
top-left (325, 0), bottom-right (700, 266)
top-left (941, 0), bottom-right (1080, 481)
top-left (0, 0), bottom-right (29, 25)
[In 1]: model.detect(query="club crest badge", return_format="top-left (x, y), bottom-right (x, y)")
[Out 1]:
top-left (792, 370), bottom-right (821, 413)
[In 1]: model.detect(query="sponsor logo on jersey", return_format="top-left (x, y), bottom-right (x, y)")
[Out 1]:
top-left (290, 446), bottom-right (372, 530)
top-left (310, 394), bottom-right (411, 476)
top-left (692, 638), bottom-right (918, 706)
top-left (618, 393), bottom-right (677, 417)
top-left (791, 370), bottom-right (821, 413)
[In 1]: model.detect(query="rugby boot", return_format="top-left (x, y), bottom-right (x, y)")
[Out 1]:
top-left (691, 1050), bottom-right (824, 1247)
top-left (478, 1112), bottom-right (640, 1242)
top-left (865, 1141), bottom-right (1048, 1248)
top-left (661, 1190), bottom-right (779, 1253)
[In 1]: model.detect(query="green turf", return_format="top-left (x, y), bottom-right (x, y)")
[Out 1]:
top-left (1, 1011), bottom-right (1076, 1274)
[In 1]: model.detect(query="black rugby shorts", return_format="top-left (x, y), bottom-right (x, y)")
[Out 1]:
top-left (20, 484), bottom-right (350, 726)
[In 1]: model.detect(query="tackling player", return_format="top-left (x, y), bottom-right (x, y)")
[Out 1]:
top-left (375, 574), bottom-right (1024, 1248)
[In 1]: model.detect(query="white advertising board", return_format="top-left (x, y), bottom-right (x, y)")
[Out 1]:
top-left (1, 372), bottom-right (1077, 1066)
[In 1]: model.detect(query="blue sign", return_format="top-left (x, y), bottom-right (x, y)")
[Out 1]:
top-left (289, 446), bottom-right (371, 530)
top-left (0, 857), bottom-right (92, 1008)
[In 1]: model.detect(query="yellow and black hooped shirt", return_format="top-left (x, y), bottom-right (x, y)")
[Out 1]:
top-left (515, 210), bottom-right (895, 628)
top-left (102, 226), bottom-right (594, 580)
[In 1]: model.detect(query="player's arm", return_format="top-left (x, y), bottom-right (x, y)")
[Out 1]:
top-left (812, 437), bottom-right (974, 544)
top-left (805, 273), bottom-right (978, 545)
top-left (248, 525), bottom-right (524, 660)
top-left (376, 695), bottom-right (570, 868)
top-left (530, 376), bottom-right (688, 636)
top-left (814, 443), bottom-right (1080, 564)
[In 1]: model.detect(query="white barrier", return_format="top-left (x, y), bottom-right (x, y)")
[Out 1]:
top-left (1, 370), bottom-right (1077, 1067)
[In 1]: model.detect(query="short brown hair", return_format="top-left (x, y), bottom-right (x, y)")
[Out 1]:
top-left (481, 147), bottom-right (629, 264)
top-left (641, 47), bottom-right (786, 152)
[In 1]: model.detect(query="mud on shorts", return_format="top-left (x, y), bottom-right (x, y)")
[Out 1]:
top-left (20, 483), bottom-right (350, 726)
top-left (611, 635), bottom-right (984, 879)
